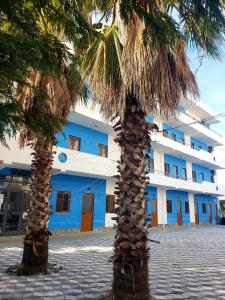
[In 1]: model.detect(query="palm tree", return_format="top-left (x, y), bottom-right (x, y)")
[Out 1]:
top-left (83, 1), bottom-right (225, 298)
top-left (17, 62), bottom-right (87, 274)
top-left (15, 0), bottom-right (95, 274)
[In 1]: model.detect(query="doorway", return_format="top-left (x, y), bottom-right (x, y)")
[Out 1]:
top-left (194, 202), bottom-right (199, 224)
top-left (150, 198), bottom-right (158, 227)
top-left (177, 201), bottom-right (182, 225)
top-left (81, 193), bottom-right (94, 232)
top-left (208, 203), bottom-right (212, 224)
top-left (0, 190), bottom-right (30, 235)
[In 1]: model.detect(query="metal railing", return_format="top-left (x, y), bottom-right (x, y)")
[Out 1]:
top-left (149, 168), bottom-right (215, 184)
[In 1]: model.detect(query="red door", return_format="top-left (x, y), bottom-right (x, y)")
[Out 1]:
top-left (151, 199), bottom-right (158, 227)
top-left (81, 193), bottom-right (94, 232)
top-left (177, 201), bottom-right (182, 225)
top-left (195, 202), bottom-right (199, 224)
top-left (208, 203), bottom-right (212, 224)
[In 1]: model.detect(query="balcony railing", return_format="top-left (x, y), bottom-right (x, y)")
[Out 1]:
top-left (148, 169), bottom-right (214, 184)
top-left (161, 131), bottom-right (213, 153)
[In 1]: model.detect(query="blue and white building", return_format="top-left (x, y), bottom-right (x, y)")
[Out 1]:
top-left (0, 97), bottom-right (225, 234)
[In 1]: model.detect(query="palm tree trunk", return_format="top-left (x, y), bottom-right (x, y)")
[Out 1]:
top-left (21, 140), bottom-right (53, 274)
top-left (112, 95), bottom-right (152, 300)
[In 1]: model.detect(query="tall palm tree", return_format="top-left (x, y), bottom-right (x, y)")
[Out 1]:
top-left (18, 62), bottom-right (87, 274)
top-left (83, 1), bottom-right (225, 298)
top-left (15, 0), bottom-right (95, 274)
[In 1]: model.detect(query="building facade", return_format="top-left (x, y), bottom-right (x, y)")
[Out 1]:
top-left (0, 97), bottom-right (225, 235)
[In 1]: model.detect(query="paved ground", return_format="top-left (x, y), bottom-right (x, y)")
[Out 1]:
top-left (0, 226), bottom-right (225, 299)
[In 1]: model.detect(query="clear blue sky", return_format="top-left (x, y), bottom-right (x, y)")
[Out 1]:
top-left (188, 50), bottom-right (225, 135)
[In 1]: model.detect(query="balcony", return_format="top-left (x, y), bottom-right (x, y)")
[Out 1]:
top-left (0, 138), bottom-right (116, 179)
top-left (151, 133), bottom-right (225, 169)
top-left (148, 169), bottom-right (225, 196)
top-left (178, 112), bottom-right (223, 146)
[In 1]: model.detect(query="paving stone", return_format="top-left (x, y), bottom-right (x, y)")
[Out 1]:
top-left (0, 226), bottom-right (225, 299)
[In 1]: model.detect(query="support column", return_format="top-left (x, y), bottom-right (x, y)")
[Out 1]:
top-left (157, 188), bottom-right (167, 226)
top-left (186, 161), bottom-right (192, 181)
top-left (189, 192), bottom-right (195, 224)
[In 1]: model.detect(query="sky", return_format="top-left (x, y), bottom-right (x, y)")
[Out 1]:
top-left (188, 50), bottom-right (225, 135)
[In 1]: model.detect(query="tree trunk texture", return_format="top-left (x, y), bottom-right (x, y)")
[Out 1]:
top-left (21, 140), bottom-right (54, 275)
top-left (112, 96), bottom-right (153, 299)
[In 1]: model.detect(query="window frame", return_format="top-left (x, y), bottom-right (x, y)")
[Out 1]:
top-left (56, 191), bottom-right (71, 213)
top-left (98, 144), bottom-right (108, 158)
top-left (149, 158), bottom-right (154, 173)
top-left (185, 201), bottom-right (189, 214)
top-left (69, 135), bottom-right (80, 151)
top-left (192, 170), bottom-right (197, 182)
top-left (173, 165), bottom-right (179, 179)
top-left (163, 130), bottom-right (168, 137)
top-left (167, 200), bottom-right (173, 213)
top-left (106, 194), bottom-right (115, 213)
top-left (171, 133), bottom-right (177, 141)
top-left (164, 163), bottom-right (170, 176)
top-left (182, 168), bottom-right (187, 180)
top-left (200, 172), bottom-right (205, 182)
top-left (202, 203), bottom-right (207, 214)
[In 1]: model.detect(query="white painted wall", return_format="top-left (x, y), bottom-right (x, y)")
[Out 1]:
top-left (157, 188), bottom-right (167, 225)
top-left (105, 178), bottom-right (117, 227)
top-left (189, 192), bottom-right (195, 224)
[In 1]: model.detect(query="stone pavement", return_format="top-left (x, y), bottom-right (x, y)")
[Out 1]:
top-left (0, 225), bottom-right (225, 299)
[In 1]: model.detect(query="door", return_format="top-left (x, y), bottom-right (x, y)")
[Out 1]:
top-left (194, 202), bottom-right (199, 224)
top-left (81, 193), bottom-right (94, 232)
top-left (208, 203), bottom-right (212, 224)
top-left (151, 199), bottom-right (158, 227)
top-left (177, 201), bottom-right (182, 225)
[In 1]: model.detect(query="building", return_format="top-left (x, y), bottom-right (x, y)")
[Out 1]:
top-left (0, 97), bottom-right (225, 235)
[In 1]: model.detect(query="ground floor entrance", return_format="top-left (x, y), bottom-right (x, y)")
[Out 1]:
top-left (177, 200), bottom-right (182, 225)
top-left (81, 193), bottom-right (94, 232)
top-left (195, 202), bottom-right (199, 224)
top-left (0, 183), bottom-right (30, 235)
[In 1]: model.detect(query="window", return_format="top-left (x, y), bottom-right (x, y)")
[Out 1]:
top-left (149, 158), bottom-right (154, 172)
top-left (192, 170), bottom-right (197, 182)
top-left (56, 192), bottom-right (70, 213)
top-left (211, 170), bottom-right (215, 183)
top-left (163, 130), bottom-right (168, 137)
top-left (180, 138), bottom-right (185, 145)
top-left (173, 165), bottom-right (178, 178)
top-left (185, 201), bottom-right (189, 213)
top-left (191, 142), bottom-right (195, 149)
top-left (200, 173), bottom-right (204, 182)
top-left (69, 136), bottom-right (80, 151)
top-left (171, 134), bottom-right (177, 141)
top-left (208, 146), bottom-right (213, 153)
top-left (182, 168), bottom-right (187, 180)
top-left (167, 200), bottom-right (172, 213)
top-left (202, 203), bottom-right (206, 214)
top-left (98, 144), bottom-right (108, 157)
top-left (106, 195), bottom-right (115, 213)
top-left (164, 163), bottom-right (170, 176)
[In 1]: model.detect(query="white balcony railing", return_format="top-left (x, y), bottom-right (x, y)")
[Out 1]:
top-left (148, 169), bottom-right (225, 196)
top-left (151, 133), bottom-right (225, 169)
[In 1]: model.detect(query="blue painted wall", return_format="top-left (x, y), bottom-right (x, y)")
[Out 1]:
top-left (164, 154), bottom-right (186, 178)
top-left (166, 190), bottom-right (190, 224)
top-left (49, 174), bottom-right (106, 230)
top-left (194, 194), bottom-right (218, 224)
top-left (56, 122), bottom-right (108, 156)
top-left (146, 116), bottom-right (153, 123)
top-left (163, 123), bottom-right (184, 143)
top-left (191, 137), bottom-right (208, 151)
top-left (192, 163), bottom-right (211, 182)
